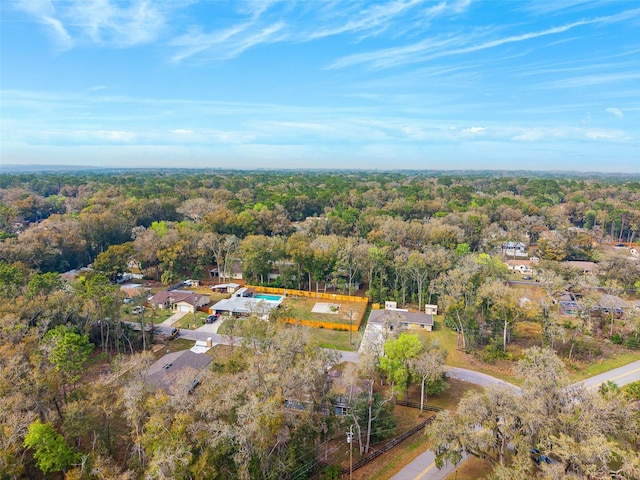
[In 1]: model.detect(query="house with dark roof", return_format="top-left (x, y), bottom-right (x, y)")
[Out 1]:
top-left (148, 290), bottom-right (210, 313)
top-left (145, 350), bottom-right (212, 395)
top-left (596, 294), bottom-right (630, 317)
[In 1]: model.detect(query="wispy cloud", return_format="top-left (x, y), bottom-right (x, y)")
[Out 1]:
top-left (520, 0), bottom-right (603, 16)
top-left (169, 21), bottom-right (286, 63)
top-left (538, 72), bottom-right (640, 89)
top-left (606, 107), bottom-right (624, 118)
top-left (305, 0), bottom-right (428, 40)
top-left (167, 0), bottom-right (474, 63)
top-left (328, 8), bottom-right (640, 70)
top-left (15, 0), bottom-right (169, 48)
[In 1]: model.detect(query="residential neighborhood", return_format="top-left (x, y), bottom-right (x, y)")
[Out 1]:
top-left (2, 171), bottom-right (640, 480)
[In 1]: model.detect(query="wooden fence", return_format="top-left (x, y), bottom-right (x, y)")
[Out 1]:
top-left (245, 285), bottom-right (368, 331)
top-left (281, 317), bottom-right (360, 332)
top-left (250, 286), bottom-right (368, 303)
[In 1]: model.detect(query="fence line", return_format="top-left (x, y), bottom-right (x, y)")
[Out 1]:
top-left (249, 285), bottom-right (368, 303)
top-left (395, 400), bottom-right (444, 412)
top-left (281, 317), bottom-right (361, 332)
top-left (339, 416), bottom-right (436, 475)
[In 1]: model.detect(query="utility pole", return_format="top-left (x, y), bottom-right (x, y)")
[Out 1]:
top-left (346, 425), bottom-right (353, 480)
top-left (141, 308), bottom-right (146, 351)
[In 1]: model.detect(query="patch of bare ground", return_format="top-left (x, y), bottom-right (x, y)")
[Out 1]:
top-left (443, 456), bottom-right (493, 480)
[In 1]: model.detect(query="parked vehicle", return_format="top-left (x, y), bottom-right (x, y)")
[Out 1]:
top-left (168, 328), bottom-right (180, 340)
top-left (187, 379), bottom-right (200, 394)
top-left (531, 448), bottom-right (553, 465)
top-left (132, 306), bottom-right (145, 314)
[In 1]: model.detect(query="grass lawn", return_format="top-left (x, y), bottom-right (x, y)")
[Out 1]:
top-left (150, 337), bottom-right (195, 361)
top-left (570, 351), bottom-right (640, 381)
top-left (282, 296), bottom-right (368, 325)
top-left (303, 324), bottom-right (362, 351)
top-left (172, 313), bottom-right (210, 329)
top-left (140, 309), bottom-right (176, 325)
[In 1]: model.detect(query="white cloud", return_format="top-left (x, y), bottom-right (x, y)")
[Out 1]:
top-left (16, 0), bottom-right (168, 48)
top-left (606, 107), bottom-right (624, 118)
top-left (462, 126), bottom-right (486, 135)
top-left (329, 8), bottom-right (640, 70)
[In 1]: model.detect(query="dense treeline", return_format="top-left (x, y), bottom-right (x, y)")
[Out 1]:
top-left (2, 170), bottom-right (640, 263)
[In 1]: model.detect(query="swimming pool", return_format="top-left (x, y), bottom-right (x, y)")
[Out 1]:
top-left (254, 294), bottom-right (283, 301)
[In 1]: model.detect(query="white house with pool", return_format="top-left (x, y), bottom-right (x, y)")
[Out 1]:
top-left (209, 287), bottom-right (284, 319)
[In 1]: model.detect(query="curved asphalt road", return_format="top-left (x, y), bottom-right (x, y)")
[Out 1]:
top-left (579, 360), bottom-right (640, 391)
top-left (391, 359), bottom-right (640, 480)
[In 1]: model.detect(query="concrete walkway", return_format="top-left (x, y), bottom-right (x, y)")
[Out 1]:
top-left (159, 311), bottom-right (187, 326)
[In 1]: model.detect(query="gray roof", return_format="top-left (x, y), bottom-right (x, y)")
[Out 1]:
top-left (368, 309), bottom-right (434, 326)
top-left (149, 290), bottom-right (208, 306)
top-left (598, 294), bottom-right (630, 309)
top-left (145, 350), bottom-right (212, 394)
top-left (211, 296), bottom-right (278, 314)
top-left (211, 283), bottom-right (241, 289)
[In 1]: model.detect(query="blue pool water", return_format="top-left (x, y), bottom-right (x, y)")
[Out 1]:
top-left (254, 294), bottom-right (283, 301)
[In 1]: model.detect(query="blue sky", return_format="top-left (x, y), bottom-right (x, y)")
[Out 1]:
top-left (1, 0), bottom-right (639, 172)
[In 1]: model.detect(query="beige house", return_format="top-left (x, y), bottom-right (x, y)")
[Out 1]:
top-left (564, 261), bottom-right (598, 275)
top-left (148, 291), bottom-right (210, 313)
top-left (506, 259), bottom-right (536, 275)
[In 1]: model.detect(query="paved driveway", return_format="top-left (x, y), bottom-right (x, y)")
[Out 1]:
top-left (159, 311), bottom-right (187, 326)
top-left (196, 318), bottom-right (225, 334)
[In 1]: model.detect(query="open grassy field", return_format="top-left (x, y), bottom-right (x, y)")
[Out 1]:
top-left (282, 295), bottom-right (368, 325)
top-left (301, 324), bottom-right (363, 351)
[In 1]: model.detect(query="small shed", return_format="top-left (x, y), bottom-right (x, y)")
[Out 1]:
top-left (210, 283), bottom-right (241, 294)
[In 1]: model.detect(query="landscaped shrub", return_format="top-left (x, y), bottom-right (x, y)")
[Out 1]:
top-left (572, 340), bottom-right (602, 359)
top-left (624, 381), bottom-right (640, 400)
top-left (427, 374), bottom-right (449, 396)
top-left (482, 344), bottom-right (512, 363)
top-left (625, 336), bottom-right (640, 349)
top-left (321, 465), bottom-right (341, 480)
top-left (444, 315), bottom-right (459, 331)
